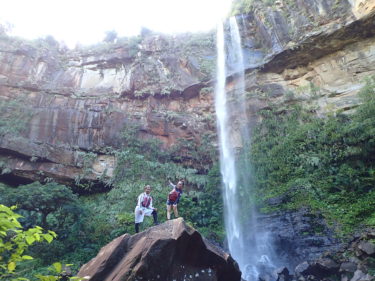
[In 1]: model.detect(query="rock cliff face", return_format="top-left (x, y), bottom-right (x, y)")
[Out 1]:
top-left (226, 0), bottom-right (375, 133)
top-left (0, 32), bottom-right (216, 184)
top-left (0, 0), bottom-right (374, 185)
top-left (275, 230), bottom-right (375, 281)
top-left (257, 208), bottom-right (343, 271)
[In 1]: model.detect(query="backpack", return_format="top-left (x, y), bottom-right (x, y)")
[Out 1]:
top-left (168, 190), bottom-right (179, 202)
top-left (141, 195), bottom-right (151, 208)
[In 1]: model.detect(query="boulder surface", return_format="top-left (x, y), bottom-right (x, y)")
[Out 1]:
top-left (78, 218), bottom-right (241, 281)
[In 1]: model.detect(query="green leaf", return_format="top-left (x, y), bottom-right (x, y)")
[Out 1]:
top-left (44, 233), bottom-right (53, 243)
top-left (21, 255), bottom-right (33, 260)
top-left (52, 262), bottom-right (62, 273)
top-left (34, 233), bottom-right (40, 241)
top-left (8, 261), bottom-right (16, 272)
top-left (48, 230), bottom-right (57, 238)
top-left (35, 274), bottom-right (58, 281)
top-left (25, 236), bottom-right (35, 245)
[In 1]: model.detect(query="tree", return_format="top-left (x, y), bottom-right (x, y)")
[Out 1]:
top-left (0, 204), bottom-right (56, 280)
top-left (0, 182), bottom-right (79, 229)
top-left (0, 204), bottom-right (84, 281)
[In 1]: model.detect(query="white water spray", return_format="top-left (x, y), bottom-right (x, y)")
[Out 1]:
top-left (215, 22), bottom-right (241, 244)
top-left (215, 18), bottom-right (278, 281)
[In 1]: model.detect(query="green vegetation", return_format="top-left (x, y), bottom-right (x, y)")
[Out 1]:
top-left (0, 118), bottom-right (223, 275)
top-left (0, 182), bottom-right (80, 229)
top-left (231, 0), bottom-right (278, 15)
top-left (74, 151), bottom-right (98, 188)
top-left (0, 183), bottom-right (90, 275)
top-left (199, 86), bottom-right (213, 96)
top-left (231, 0), bottom-right (256, 15)
top-left (250, 76), bottom-right (375, 234)
top-left (105, 123), bottom-right (223, 239)
top-left (0, 204), bottom-right (83, 281)
top-left (0, 95), bottom-right (32, 137)
top-left (180, 32), bottom-right (216, 80)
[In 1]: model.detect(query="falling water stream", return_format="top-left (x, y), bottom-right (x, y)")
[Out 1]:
top-left (214, 18), bottom-right (278, 281)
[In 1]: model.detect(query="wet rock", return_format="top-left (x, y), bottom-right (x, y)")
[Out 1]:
top-left (295, 262), bottom-right (311, 276)
top-left (315, 257), bottom-right (340, 272)
top-left (275, 267), bottom-right (291, 281)
top-left (259, 273), bottom-right (274, 281)
top-left (276, 230), bottom-right (375, 281)
top-left (259, 83), bottom-right (285, 98)
top-left (349, 257), bottom-right (362, 264)
top-left (340, 262), bottom-right (358, 273)
top-left (358, 241), bottom-right (375, 256)
top-left (350, 270), bottom-right (374, 281)
top-left (266, 194), bottom-right (290, 206)
top-left (78, 218), bottom-right (241, 281)
top-left (294, 258), bottom-right (339, 279)
top-left (259, 208), bottom-right (342, 271)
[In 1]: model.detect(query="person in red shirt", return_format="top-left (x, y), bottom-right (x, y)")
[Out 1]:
top-left (166, 180), bottom-right (184, 220)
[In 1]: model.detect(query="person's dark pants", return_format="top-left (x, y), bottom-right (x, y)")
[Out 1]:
top-left (134, 210), bottom-right (158, 233)
top-left (152, 210), bottom-right (158, 225)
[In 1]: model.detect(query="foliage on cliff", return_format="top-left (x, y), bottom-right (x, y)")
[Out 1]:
top-left (250, 76), bottom-right (375, 234)
top-left (0, 96), bottom-right (31, 137)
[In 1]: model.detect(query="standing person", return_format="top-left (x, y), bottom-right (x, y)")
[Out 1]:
top-left (134, 185), bottom-right (158, 233)
top-left (166, 179), bottom-right (184, 220)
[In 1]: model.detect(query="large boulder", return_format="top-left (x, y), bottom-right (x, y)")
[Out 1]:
top-left (78, 218), bottom-right (241, 281)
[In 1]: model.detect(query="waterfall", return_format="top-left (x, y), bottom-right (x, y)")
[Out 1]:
top-left (215, 21), bottom-right (240, 246)
top-left (214, 17), bottom-right (278, 281)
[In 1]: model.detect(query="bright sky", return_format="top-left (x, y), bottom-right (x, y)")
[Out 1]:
top-left (1, 0), bottom-right (233, 48)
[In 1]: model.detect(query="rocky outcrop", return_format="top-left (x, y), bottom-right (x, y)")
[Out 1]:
top-left (0, 0), bottom-right (375, 186)
top-left (257, 230), bottom-right (375, 281)
top-left (231, 0), bottom-right (375, 127)
top-left (77, 218), bottom-right (241, 281)
top-left (234, 0), bottom-right (373, 71)
top-left (0, 33), bottom-right (216, 184)
top-left (255, 208), bottom-right (343, 271)
top-left (289, 229), bottom-right (375, 281)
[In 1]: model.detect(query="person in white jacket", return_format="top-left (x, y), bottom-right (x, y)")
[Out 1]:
top-left (134, 185), bottom-right (158, 233)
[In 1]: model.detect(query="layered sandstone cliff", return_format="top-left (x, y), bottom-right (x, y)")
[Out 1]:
top-left (0, 0), bottom-right (374, 185)
top-left (0, 32), bottom-right (216, 184)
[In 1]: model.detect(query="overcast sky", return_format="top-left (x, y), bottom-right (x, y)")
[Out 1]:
top-left (1, 0), bottom-right (233, 48)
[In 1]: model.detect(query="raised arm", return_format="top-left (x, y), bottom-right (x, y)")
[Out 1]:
top-left (169, 180), bottom-right (176, 189)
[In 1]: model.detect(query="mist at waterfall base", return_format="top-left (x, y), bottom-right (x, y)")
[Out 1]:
top-left (214, 18), bottom-right (280, 281)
